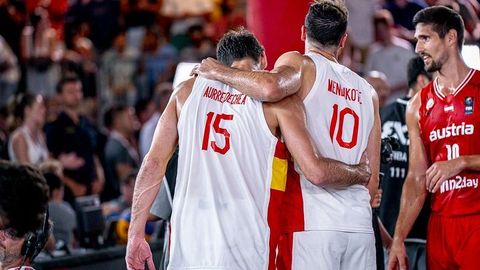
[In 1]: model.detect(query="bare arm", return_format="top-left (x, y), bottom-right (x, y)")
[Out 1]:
top-left (366, 90), bottom-right (381, 204)
top-left (387, 93), bottom-right (429, 270)
top-left (126, 79), bottom-right (193, 270)
top-left (11, 132), bottom-right (31, 163)
top-left (195, 51), bottom-right (303, 102)
top-left (271, 95), bottom-right (370, 187)
top-left (128, 94), bottom-right (179, 238)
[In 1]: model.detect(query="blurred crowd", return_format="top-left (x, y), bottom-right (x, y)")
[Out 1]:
top-left (0, 0), bottom-right (479, 257)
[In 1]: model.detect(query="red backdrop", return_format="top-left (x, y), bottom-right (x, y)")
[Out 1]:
top-left (247, 0), bottom-right (310, 69)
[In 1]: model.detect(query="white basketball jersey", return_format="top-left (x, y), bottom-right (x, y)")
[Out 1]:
top-left (298, 53), bottom-right (375, 233)
top-left (168, 77), bottom-right (279, 269)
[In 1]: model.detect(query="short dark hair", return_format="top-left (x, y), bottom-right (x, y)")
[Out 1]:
top-left (407, 56), bottom-right (432, 88)
top-left (413, 6), bottom-right (465, 50)
top-left (305, 0), bottom-right (348, 47)
top-left (103, 104), bottom-right (128, 129)
top-left (216, 28), bottom-right (264, 66)
top-left (0, 161), bottom-right (49, 237)
top-left (56, 74), bottom-right (81, 94)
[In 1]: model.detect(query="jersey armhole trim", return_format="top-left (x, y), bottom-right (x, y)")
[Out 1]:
top-left (177, 77), bottom-right (202, 127)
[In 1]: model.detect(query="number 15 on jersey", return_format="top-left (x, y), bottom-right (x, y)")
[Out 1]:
top-left (202, 112), bottom-right (234, 155)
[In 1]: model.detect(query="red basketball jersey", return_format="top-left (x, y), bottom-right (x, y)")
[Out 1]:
top-left (419, 69), bottom-right (480, 216)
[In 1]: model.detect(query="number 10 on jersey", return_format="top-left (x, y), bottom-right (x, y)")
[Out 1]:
top-left (329, 104), bottom-right (360, 149)
top-left (202, 112), bottom-right (234, 155)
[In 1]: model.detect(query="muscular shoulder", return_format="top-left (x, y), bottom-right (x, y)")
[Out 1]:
top-left (173, 77), bottom-right (196, 113)
top-left (275, 51), bottom-right (313, 70)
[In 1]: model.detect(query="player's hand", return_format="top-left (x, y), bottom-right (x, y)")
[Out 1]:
top-left (426, 158), bottom-right (465, 193)
top-left (193, 57), bottom-right (223, 80)
top-left (387, 240), bottom-right (409, 270)
top-left (370, 188), bottom-right (382, 208)
top-left (126, 235), bottom-right (156, 270)
top-left (356, 151), bottom-right (371, 186)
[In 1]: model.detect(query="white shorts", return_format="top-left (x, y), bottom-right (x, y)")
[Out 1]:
top-left (277, 231), bottom-right (376, 270)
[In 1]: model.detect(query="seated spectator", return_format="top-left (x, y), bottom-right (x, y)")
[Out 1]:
top-left (0, 161), bottom-right (50, 270)
top-left (8, 93), bottom-right (48, 165)
top-left (102, 105), bottom-right (140, 202)
top-left (102, 171), bottom-right (137, 219)
top-left (44, 172), bottom-right (77, 252)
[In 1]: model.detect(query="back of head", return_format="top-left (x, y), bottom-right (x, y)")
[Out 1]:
top-left (413, 6), bottom-right (465, 50)
top-left (216, 28), bottom-right (264, 66)
top-left (44, 172), bottom-right (63, 198)
top-left (0, 161), bottom-right (49, 237)
top-left (305, 0), bottom-right (348, 47)
top-left (407, 56), bottom-right (432, 88)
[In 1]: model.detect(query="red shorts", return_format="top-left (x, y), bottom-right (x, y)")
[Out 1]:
top-left (427, 214), bottom-right (480, 270)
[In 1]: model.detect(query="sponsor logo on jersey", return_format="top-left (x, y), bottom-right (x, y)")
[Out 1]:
top-left (444, 105), bottom-right (454, 112)
top-left (465, 96), bottom-right (474, 115)
top-left (426, 98), bottom-right (434, 111)
top-left (429, 122), bottom-right (474, 142)
top-left (327, 79), bottom-right (362, 104)
top-left (440, 175), bottom-right (479, 193)
top-left (203, 86), bottom-right (247, 105)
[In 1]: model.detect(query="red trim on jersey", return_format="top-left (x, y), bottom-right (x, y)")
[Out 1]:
top-left (276, 233), bottom-right (294, 270)
top-left (281, 161), bottom-right (305, 233)
top-left (267, 140), bottom-right (290, 269)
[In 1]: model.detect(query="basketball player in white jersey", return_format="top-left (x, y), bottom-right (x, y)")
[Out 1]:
top-left (126, 28), bottom-right (371, 270)
top-left (195, 1), bottom-right (381, 269)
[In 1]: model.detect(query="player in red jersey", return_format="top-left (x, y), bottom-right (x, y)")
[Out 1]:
top-left (388, 6), bottom-right (480, 270)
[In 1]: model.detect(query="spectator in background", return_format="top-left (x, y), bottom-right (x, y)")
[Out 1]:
top-left (139, 82), bottom-right (172, 159)
top-left (379, 56), bottom-right (432, 270)
top-left (44, 171), bottom-right (76, 252)
top-left (102, 30), bottom-right (139, 107)
top-left (0, 106), bottom-right (9, 160)
top-left (365, 70), bottom-right (391, 108)
top-left (45, 75), bottom-right (104, 205)
top-left (0, 35), bottom-right (20, 107)
top-left (62, 21), bottom-right (97, 99)
top-left (365, 9), bottom-right (416, 95)
top-left (103, 105), bottom-right (140, 202)
top-left (102, 170), bottom-right (137, 219)
top-left (344, 0), bottom-right (375, 72)
top-left (179, 24), bottom-right (216, 63)
top-left (8, 93), bottom-right (48, 165)
top-left (21, 4), bottom-right (62, 98)
top-left (385, 0), bottom-right (425, 31)
top-left (134, 98), bottom-right (155, 127)
top-left (138, 27), bottom-right (177, 100)
top-left (0, 161), bottom-right (50, 270)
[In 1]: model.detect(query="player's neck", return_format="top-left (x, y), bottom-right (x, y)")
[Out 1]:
top-left (308, 46), bottom-right (338, 63)
top-left (436, 56), bottom-right (471, 93)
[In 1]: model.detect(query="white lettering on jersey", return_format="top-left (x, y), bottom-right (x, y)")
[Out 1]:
top-left (429, 122), bottom-right (474, 142)
top-left (440, 175), bottom-right (479, 193)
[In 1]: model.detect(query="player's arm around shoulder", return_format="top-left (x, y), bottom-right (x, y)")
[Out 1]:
top-left (270, 95), bottom-right (370, 187)
top-left (196, 51), bottom-right (304, 102)
top-left (126, 78), bottom-right (194, 270)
